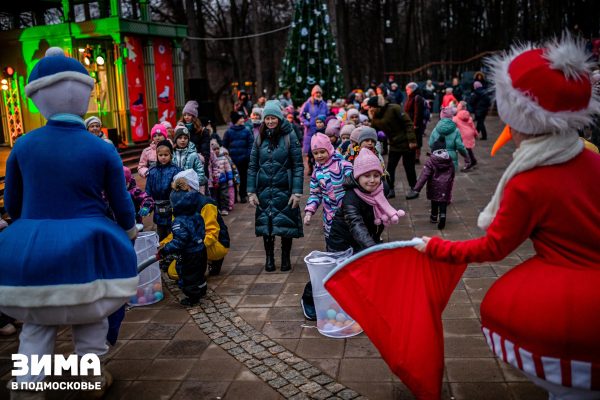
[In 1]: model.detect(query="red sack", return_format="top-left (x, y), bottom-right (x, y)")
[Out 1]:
top-left (324, 241), bottom-right (467, 400)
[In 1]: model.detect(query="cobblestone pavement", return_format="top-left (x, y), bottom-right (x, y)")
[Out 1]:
top-left (0, 116), bottom-right (549, 399)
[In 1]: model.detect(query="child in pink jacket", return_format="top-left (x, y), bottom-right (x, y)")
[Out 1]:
top-left (138, 124), bottom-right (169, 177)
top-left (453, 101), bottom-right (478, 171)
top-left (209, 139), bottom-right (234, 215)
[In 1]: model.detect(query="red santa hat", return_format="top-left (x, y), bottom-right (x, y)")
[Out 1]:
top-left (489, 33), bottom-right (600, 135)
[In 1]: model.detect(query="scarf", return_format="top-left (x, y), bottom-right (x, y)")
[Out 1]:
top-left (478, 132), bottom-right (583, 229)
top-left (353, 183), bottom-right (405, 226)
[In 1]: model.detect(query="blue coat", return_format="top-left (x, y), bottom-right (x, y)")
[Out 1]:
top-left (223, 124), bottom-right (253, 165)
top-left (145, 162), bottom-right (181, 226)
top-left (163, 191), bottom-right (205, 255)
top-left (0, 119), bottom-right (138, 309)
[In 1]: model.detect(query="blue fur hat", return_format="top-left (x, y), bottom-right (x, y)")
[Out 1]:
top-left (25, 47), bottom-right (95, 118)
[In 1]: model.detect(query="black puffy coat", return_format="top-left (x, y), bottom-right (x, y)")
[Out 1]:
top-left (190, 126), bottom-right (222, 175)
top-left (247, 120), bottom-right (304, 238)
top-left (326, 176), bottom-right (384, 253)
top-left (469, 87), bottom-right (491, 117)
top-left (413, 151), bottom-right (455, 202)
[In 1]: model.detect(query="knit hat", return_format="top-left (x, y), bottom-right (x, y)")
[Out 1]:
top-left (488, 33), bottom-right (600, 135)
top-left (160, 120), bottom-right (173, 130)
top-left (357, 126), bottom-right (378, 144)
top-left (406, 82), bottom-right (418, 91)
top-left (263, 100), bottom-right (284, 120)
top-left (174, 125), bottom-right (190, 141)
top-left (340, 123), bottom-right (355, 138)
top-left (26, 47), bottom-right (95, 118)
top-left (325, 119), bottom-right (341, 137)
top-left (85, 116), bottom-right (101, 129)
top-left (251, 107), bottom-right (263, 120)
top-left (310, 133), bottom-right (334, 157)
top-left (440, 106), bottom-right (457, 119)
top-left (230, 111), bottom-right (244, 124)
top-left (210, 138), bottom-right (220, 150)
top-left (350, 126), bottom-right (363, 143)
top-left (353, 148), bottom-right (383, 178)
top-left (311, 85), bottom-right (323, 96)
top-left (346, 109), bottom-right (360, 119)
top-left (182, 100), bottom-right (199, 118)
top-left (473, 81), bottom-right (483, 89)
top-left (173, 169), bottom-right (199, 192)
top-left (315, 115), bottom-right (326, 123)
top-left (367, 95), bottom-right (385, 108)
top-left (156, 139), bottom-right (173, 153)
top-left (151, 123), bottom-right (168, 139)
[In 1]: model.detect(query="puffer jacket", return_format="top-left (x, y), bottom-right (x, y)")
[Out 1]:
top-left (428, 119), bottom-right (467, 168)
top-left (162, 190), bottom-right (205, 255)
top-left (413, 150), bottom-right (455, 202)
top-left (125, 172), bottom-right (155, 223)
top-left (247, 120), bottom-right (304, 238)
top-left (137, 143), bottom-right (157, 178)
top-left (370, 103), bottom-right (416, 152)
top-left (211, 148), bottom-right (234, 187)
top-left (173, 144), bottom-right (207, 186)
top-left (453, 110), bottom-right (478, 149)
top-left (145, 162), bottom-right (181, 226)
top-left (326, 175), bottom-right (384, 253)
top-left (224, 124), bottom-right (254, 165)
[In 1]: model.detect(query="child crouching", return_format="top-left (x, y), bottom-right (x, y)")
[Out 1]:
top-left (159, 171), bottom-right (207, 306)
top-left (407, 137), bottom-right (455, 229)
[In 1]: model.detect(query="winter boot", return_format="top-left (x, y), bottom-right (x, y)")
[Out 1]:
top-left (208, 259), bottom-right (223, 276)
top-left (430, 214), bottom-right (438, 223)
top-left (281, 237), bottom-right (293, 272)
top-left (438, 213), bottom-right (446, 230)
top-left (263, 236), bottom-right (276, 272)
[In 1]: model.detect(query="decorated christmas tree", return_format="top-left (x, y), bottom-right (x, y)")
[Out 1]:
top-left (279, 0), bottom-right (345, 105)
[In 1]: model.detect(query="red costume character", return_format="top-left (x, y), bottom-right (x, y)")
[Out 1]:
top-left (325, 35), bottom-right (600, 400)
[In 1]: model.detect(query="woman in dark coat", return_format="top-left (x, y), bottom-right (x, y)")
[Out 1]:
top-left (247, 100), bottom-right (304, 272)
top-left (468, 81), bottom-right (491, 140)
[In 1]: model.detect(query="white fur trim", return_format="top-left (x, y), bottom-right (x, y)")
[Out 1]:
top-left (0, 277), bottom-right (138, 308)
top-left (545, 33), bottom-right (596, 80)
top-left (487, 38), bottom-right (600, 134)
top-left (478, 132), bottom-right (583, 230)
top-left (25, 71), bottom-right (95, 97)
top-left (45, 47), bottom-right (66, 57)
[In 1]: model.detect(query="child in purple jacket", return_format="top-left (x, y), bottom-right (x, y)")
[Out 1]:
top-left (123, 166), bottom-right (155, 224)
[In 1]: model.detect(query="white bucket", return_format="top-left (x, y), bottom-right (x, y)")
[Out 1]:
top-left (304, 248), bottom-right (362, 338)
top-left (129, 231), bottom-right (163, 307)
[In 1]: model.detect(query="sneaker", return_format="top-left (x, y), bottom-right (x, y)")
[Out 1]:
top-left (430, 215), bottom-right (438, 223)
top-left (386, 190), bottom-right (396, 199)
top-left (438, 214), bottom-right (446, 230)
top-left (300, 298), bottom-right (317, 321)
top-left (220, 209), bottom-right (229, 216)
top-left (405, 190), bottom-right (419, 200)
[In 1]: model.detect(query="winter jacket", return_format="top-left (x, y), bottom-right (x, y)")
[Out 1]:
top-left (125, 174), bottom-right (155, 223)
top-left (370, 103), bottom-right (416, 152)
top-left (442, 93), bottom-right (458, 108)
top-left (223, 124), bottom-right (254, 165)
top-left (413, 151), bottom-right (455, 202)
top-left (326, 176), bottom-right (384, 253)
top-left (162, 191), bottom-right (204, 255)
top-left (145, 162), bottom-right (181, 226)
top-left (428, 119), bottom-right (468, 168)
top-left (138, 143), bottom-right (157, 178)
top-left (211, 148), bottom-right (234, 187)
top-left (469, 87), bottom-right (491, 117)
top-left (197, 194), bottom-right (230, 261)
top-left (247, 120), bottom-right (304, 238)
top-left (453, 110), bottom-right (478, 149)
top-left (305, 153), bottom-right (353, 238)
top-left (173, 144), bottom-right (207, 186)
top-left (299, 98), bottom-right (329, 153)
top-left (190, 126), bottom-right (222, 176)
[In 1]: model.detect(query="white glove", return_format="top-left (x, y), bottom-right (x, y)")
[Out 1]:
top-left (248, 193), bottom-right (260, 207)
top-left (303, 212), bottom-right (312, 225)
top-left (288, 194), bottom-right (301, 209)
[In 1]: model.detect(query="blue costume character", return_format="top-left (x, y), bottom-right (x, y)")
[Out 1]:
top-left (0, 48), bottom-right (138, 398)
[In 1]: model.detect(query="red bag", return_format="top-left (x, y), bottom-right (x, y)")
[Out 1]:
top-left (324, 241), bottom-right (467, 400)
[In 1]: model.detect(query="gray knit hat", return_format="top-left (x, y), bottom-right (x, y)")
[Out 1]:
top-left (357, 126), bottom-right (378, 144)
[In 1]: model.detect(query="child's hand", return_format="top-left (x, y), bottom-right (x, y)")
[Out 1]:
top-left (414, 236), bottom-right (430, 253)
top-left (139, 207), bottom-right (150, 217)
top-left (303, 213), bottom-right (312, 225)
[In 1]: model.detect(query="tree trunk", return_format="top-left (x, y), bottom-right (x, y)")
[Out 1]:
top-left (251, 0), bottom-right (263, 96)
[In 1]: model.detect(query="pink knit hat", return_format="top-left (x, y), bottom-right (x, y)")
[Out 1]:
top-left (350, 126), bottom-right (363, 143)
top-left (325, 119), bottom-right (341, 137)
top-left (182, 100), bottom-right (198, 117)
top-left (440, 106), bottom-right (457, 119)
top-left (151, 123), bottom-right (168, 139)
top-left (353, 148), bottom-right (383, 178)
top-left (311, 85), bottom-right (323, 96)
top-left (310, 133), bottom-right (334, 158)
top-left (340, 123), bottom-right (355, 138)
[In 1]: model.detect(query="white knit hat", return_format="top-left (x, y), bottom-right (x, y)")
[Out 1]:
top-left (173, 169), bottom-right (199, 192)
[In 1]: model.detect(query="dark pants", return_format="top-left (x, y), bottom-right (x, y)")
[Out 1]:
top-left (236, 159), bottom-right (249, 200)
top-left (415, 126), bottom-right (425, 149)
top-left (466, 148), bottom-right (477, 167)
top-left (431, 201), bottom-right (448, 218)
top-left (475, 113), bottom-right (488, 139)
top-left (212, 182), bottom-right (230, 211)
top-left (157, 224), bottom-right (171, 241)
top-left (387, 150), bottom-right (417, 190)
top-left (178, 248), bottom-right (208, 302)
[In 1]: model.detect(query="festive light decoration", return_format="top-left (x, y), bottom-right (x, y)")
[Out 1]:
top-left (279, 0), bottom-right (345, 104)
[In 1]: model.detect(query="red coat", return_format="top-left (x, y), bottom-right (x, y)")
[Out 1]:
top-left (427, 149), bottom-right (600, 390)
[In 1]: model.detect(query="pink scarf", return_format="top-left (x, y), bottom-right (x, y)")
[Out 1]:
top-left (353, 183), bottom-right (405, 226)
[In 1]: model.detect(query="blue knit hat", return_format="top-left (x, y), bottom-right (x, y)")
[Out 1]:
top-left (25, 47), bottom-right (95, 118)
top-left (263, 100), bottom-right (284, 120)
